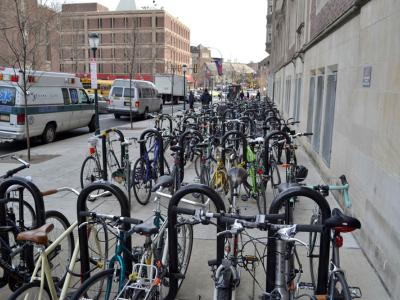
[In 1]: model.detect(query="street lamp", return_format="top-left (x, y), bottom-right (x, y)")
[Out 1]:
top-left (182, 64), bottom-right (187, 111)
top-left (88, 32), bottom-right (100, 134)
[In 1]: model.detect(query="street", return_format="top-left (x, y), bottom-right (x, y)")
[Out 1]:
top-left (0, 102), bottom-right (186, 156)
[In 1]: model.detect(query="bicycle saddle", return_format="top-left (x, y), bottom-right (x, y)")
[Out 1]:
top-left (324, 208), bottom-right (361, 232)
top-left (195, 142), bottom-right (208, 149)
top-left (16, 223), bottom-right (54, 245)
top-left (151, 175), bottom-right (174, 192)
top-left (132, 222), bottom-right (159, 236)
top-left (228, 167), bottom-right (248, 189)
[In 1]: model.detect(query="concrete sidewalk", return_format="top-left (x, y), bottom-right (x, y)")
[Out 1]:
top-left (0, 117), bottom-right (389, 300)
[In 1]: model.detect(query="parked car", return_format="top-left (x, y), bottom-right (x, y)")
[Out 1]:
top-left (88, 94), bottom-right (109, 114)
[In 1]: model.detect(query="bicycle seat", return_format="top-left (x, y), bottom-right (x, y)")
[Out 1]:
top-left (137, 139), bottom-right (147, 144)
top-left (133, 222), bottom-right (159, 236)
top-left (170, 145), bottom-right (182, 152)
top-left (324, 208), bottom-right (361, 233)
top-left (151, 175), bottom-right (174, 192)
top-left (195, 142), bottom-right (208, 149)
top-left (277, 182), bottom-right (300, 193)
top-left (16, 223), bottom-right (54, 245)
top-left (228, 167), bottom-right (248, 189)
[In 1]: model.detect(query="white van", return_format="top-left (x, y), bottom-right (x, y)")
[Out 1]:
top-left (108, 79), bottom-right (162, 119)
top-left (0, 67), bottom-right (95, 143)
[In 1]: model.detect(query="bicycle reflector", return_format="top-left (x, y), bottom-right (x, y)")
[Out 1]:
top-left (334, 234), bottom-right (344, 248)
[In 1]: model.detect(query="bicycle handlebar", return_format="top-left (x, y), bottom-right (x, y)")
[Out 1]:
top-left (0, 155), bottom-right (30, 179)
top-left (79, 211), bottom-right (143, 225)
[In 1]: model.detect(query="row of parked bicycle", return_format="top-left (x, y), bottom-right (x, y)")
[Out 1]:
top-left (0, 96), bottom-right (362, 299)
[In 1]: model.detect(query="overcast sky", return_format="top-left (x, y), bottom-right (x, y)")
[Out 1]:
top-left (57, 0), bottom-right (269, 63)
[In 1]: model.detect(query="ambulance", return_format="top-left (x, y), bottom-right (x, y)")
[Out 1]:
top-left (0, 67), bottom-right (95, 143)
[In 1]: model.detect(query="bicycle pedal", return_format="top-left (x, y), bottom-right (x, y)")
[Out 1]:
top-left (298, 282), bottom-right (314, 290)
top-left (241, 194), bottom-right (249, 201)
top-left (349, 287), bottom-right (362, 298)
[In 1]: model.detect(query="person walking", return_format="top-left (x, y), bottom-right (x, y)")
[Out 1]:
top-left (239, 90), bottom-right (245, 100)
top-left (246, 91), bottom-right (250, 99)
top-left (188, 90), bottom-right (195, 110)
top-left (256, 90), bottom-right (261, 100)
top-left (200, 88), bottom-right (212, 108)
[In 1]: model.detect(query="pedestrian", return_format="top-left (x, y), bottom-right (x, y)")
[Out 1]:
top-left (200, 88), bottom-right (212, 108)
top-left (246, 91), bottom-right (250, 99)
top-left (218, 92), bottom-right (222, 101)
top-left (239, 90), bottom-right (245, 100)
top-left (188, 90), bottom-right (195, 110)
top-left (256, 90), bottom-right (261, 100)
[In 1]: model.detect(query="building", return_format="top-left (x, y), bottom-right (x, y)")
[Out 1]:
top-left (0, 0), bottom-right (59, 72)
top-left (267, 0), bottom-right (400, 298)
top-left (190, 44), bottom-right (212, 88)
top-left (203, 61), bottom-right (255, 88)
top-left (59, 2), bottom-right (190, 80)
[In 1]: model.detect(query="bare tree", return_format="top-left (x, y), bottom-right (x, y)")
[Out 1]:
top-left (0, 0), bottom-right (57, 161)
top-left (124, 18), bottom-right (140, 129)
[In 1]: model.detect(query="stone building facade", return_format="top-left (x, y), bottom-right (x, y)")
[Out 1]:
top-left (267, 0), bottom-right (400, 298)
top-left (59, 3), bottom-right (190, 79)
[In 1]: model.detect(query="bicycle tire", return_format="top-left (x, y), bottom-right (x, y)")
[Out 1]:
top-left (256, 179), bottom-right (267, 215)
top-left (71, 268), bottom-right (127, 300)
top-left (216, 288), bottom-right (232, 300)
top-left (44, 210), bottom-right (74, 286)
top-left (132, 157), bottom-right (152, 205)
top-left (328, 272), bottom-right (352, 300)
top-left (8, 280), bottom-right (51, 300)
top-left (80, 156), bottom-right (102, 189)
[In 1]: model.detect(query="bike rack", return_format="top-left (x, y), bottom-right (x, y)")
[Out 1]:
top-left (165, 184), bottom-right (226, 300)
top-left (139, 129), bottom-right (165, 176)
top-left (98, 128), bottom-right (126, 181)
top-left (263, 130), bottom-right (291, 175)
top-left (178, 129), bottom-right (203, 182)
top-left (220, 130), bottom-right (248, 166)
top-left (266, 186), bottom-right (331, 296)
top-left (239, 115), bottom-right (256, 135)
top-left (77, 181), bottom-right (132, 282)
top-left (155, 114), bottom-right (173, 134)
top-left (0, 177), bottom-right (46, 272)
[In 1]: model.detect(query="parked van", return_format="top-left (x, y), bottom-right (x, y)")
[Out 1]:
top-left (0, 67), bottom-right (95, 143)
top-left (108, 79), bottom-right (162, 119)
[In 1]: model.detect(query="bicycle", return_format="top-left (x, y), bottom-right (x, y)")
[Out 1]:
top-left (8, 188), bottom-right (111, 300)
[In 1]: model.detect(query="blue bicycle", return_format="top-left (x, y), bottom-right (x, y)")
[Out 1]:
top-left (132, 135), bottom-right (170, 205)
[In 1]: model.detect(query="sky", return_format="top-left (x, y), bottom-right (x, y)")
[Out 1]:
top-left (57, 0), bottom-right (269, 63)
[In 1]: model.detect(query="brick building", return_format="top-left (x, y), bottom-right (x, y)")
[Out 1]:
top-left (59, 2), bottom-right (190, 79)
top-left (267, 1), bottom-right (400, 298)
top-left (0, 0), bottom-right (59, 71)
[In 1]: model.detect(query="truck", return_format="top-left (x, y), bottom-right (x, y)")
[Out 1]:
top-left (154, 74), bottom-right (185, 104)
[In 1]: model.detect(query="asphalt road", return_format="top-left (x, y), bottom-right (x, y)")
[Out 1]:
top-left (0, 102), bottom-right (186, 156)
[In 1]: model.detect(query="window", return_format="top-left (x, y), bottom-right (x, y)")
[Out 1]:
top-left (0, 87), bottom-right (16, 106)
top-left (123, 88), bottom-right (135, 98)
top-left (293, 75), bottom-right (302, 121)
top-left (111, 87), bottom-right (123, 97)
top-left (69, 89), bottom-right (79, 104)
top-left (79, 89), bottom-right (89, 104)
top-left (285, 77), bottom-right (291, 113)
top-left (312, 74), bottom-right (325, 153)
top-left (306, 76), bottom-right (315, 141)
top-left (321, 72), bottom-right (337, 166)
top-left (61, 88), bottom-right (70, 105)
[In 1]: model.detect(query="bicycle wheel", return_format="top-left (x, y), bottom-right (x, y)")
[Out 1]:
top-left (44, 210), bottom-right (74, 285)
top-left (328, 272), bottom-right (352, 300)
top-left (216, 288), bottom-right (232, 300)
top-left (71, 268), bottom-right (128, 300)
top-left (80, 156), bottom-right (102, 189)
top-left (256, 178), bottom-right (267, 215)
top-left (132, 157), bottom-right (152, 205)
top-left (309, 212), bottom-right (322, 289)
top-left (8, 280), bottom-right (51, 300)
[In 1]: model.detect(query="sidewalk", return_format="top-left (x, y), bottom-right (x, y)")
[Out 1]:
top-left (0, 118), bottom-right (389, 300)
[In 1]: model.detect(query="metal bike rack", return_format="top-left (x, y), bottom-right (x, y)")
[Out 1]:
top-left (239, 116), bottom-right (256, 135)
top-left (139, 128), bottom-right (165, 176)
top-left (0, 177), bottom-right (46, 278)
top-left (77, 181), bottom-right (132, 282)
top-left (266, 186), bottom-right (331, 296)
top-left (165, 184), bottom-right (226, 300)
top-left (220, 130), bottom-right (248, 166)
top-left (263, 130), bottom-right (291, 175)
top-left (178, 129), bottom-right (203, 181)
top-left (99, 128), bottom-right (126, 181)
top-left (155, 114), bottom-right (173, 134)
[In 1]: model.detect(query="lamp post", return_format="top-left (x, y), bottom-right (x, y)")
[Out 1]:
top-left (88, 32), bottom-right (100, 134)
top-left (182, 64), bottom-right (187, 111)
